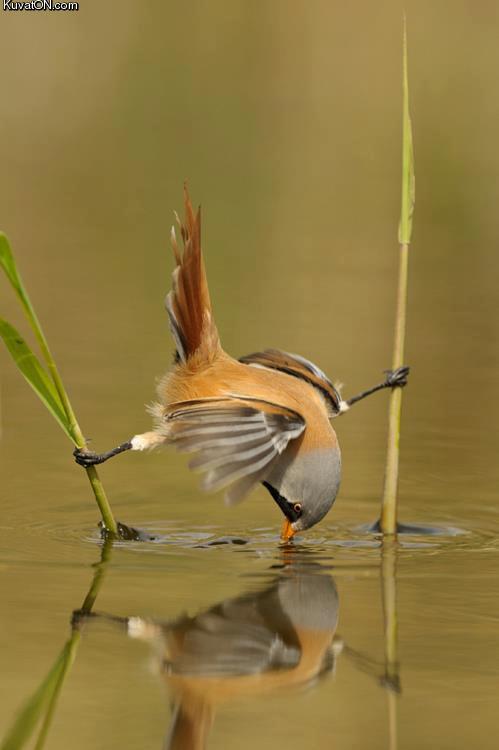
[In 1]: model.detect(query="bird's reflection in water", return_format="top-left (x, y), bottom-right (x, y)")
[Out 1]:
top-left (88, 555), bottom-right (341, 749)
top-left (160, 568), bottom-right (339, 748)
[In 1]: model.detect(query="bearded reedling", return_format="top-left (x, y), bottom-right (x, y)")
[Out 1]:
top-left (74, 188), bottom-right (409, 540)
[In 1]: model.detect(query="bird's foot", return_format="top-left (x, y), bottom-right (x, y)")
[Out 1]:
top-left (73, 447), bottom-right (103, 467)
top-left (71, 609), bottom-right (97, 629)
top-left (74, 440), bottom-right (132, 468)
top-left (384, 366), bottom-right (410, 388)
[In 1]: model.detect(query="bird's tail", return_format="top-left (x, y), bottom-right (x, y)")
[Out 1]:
top-left (165, 186), bottom-right (221, 363)
top-left (164, 699), bottom-right (213, 750)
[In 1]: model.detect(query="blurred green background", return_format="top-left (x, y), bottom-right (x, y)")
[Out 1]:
top-left (1, 2), bottom-right (499, 749)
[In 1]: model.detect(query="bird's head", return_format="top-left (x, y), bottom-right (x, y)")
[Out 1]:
top-left (263, 448), bottom-right (342, 541)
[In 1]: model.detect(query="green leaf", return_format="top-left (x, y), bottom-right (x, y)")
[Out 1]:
top-left (0, 637), bottom-right (78, 750)
top-left (0, 319), bottom-right (73, 440)
top-left (0, 233), bottom-right (22, 294)
top-left (0, 234), bottom-right (118, 531)
top-left (398, 18), bottom-right (415, 245)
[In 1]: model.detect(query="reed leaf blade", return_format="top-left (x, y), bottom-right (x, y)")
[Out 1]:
top-left (0, 639), bottom-right (75, 750)
top-left (0, 234), bottom-right (119, 535)
top-left (0, 233), bottom-right (22, 293)
top-left (0, 319), bottom-right (73, 440)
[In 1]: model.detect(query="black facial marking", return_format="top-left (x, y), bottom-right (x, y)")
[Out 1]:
top-left (262, 481), bottom-right (302, 523)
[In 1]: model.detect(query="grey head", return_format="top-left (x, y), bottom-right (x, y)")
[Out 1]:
top-left (264, 446), bottom-right (342, 532)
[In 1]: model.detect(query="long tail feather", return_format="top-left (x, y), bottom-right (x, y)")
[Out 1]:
top-left (165, 185), bottom-right (220, 362)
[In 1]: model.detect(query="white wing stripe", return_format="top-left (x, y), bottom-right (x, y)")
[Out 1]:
top-left (203, 447), bottom-right (277, 492)
top-left (171, 423), bottom-right (268, 439)
top-left (189, 439), bottom-right (276, 472)
top-left (174, 429), bottom-right (270, 452)
top-left (165, 399), bottom-right (305, 503)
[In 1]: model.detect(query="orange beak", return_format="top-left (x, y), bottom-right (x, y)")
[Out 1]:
top-left (280, 518), bottom-right (295, 542)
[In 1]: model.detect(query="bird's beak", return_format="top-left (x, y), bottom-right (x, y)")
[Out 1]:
top-left (281, 519), bottom-right (295, 542)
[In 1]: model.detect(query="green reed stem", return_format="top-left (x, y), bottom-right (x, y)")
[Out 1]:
top-left (380, 245), bottom-right (408, 533)
top-left (9, 271), bottom-right (118, 536)
top-left (381, 541), bottom-right (400, 748)
top-left (1, 540), bottom-right (114, 750)
top-left (380, 18), bottom-right (415, 535)
top-left (33, 540), bottom-right (113, 750)
top-left (32, 632), bottom-right (81, 750)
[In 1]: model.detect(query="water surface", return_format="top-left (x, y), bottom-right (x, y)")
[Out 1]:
top-left (1, 2), bottom-right (499, 748)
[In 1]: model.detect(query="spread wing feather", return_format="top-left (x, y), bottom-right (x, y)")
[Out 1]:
top-left (165, 398), bottom-right (305, 505)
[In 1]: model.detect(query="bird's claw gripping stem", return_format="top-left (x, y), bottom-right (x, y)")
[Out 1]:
top-left (344, 365), bottom-right (411, 409)
top-left (384, 366), bottom-right (410, 388)
top-left (73, 441), bottom-right (133, 468)
top-left (73, 448), bottom-right (104, 467)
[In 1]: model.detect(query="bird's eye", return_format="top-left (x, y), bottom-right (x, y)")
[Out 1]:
top-left (293, 503), bottom-right (302, 515)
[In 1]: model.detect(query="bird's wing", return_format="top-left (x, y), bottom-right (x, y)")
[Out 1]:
top-left (165, 397), bottom-right (305, 505)
top-left (172, 611), bottom-right (300, 676)
top-left (239, 348), bottom-right (340, 414)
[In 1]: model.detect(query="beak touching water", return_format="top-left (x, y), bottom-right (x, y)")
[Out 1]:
top-left (281, 519), bottom-right (295, 542)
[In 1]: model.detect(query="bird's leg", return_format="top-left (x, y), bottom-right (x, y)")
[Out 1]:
top-left (71, 609), bottom-right (129, 631)
top-left (73, 431), bottom-right (166, 467)
top-left (73, 441), bottom-right (132, 466)
top-left (71, 609), bottom-right (162, 642)
top-left (340, 366), bottom-right (410, 412)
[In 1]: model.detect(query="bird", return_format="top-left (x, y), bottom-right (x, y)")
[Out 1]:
top-left (74, 186), bottom-right (409, 540)
top-left (74, 554), bottom-right (343, 750)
